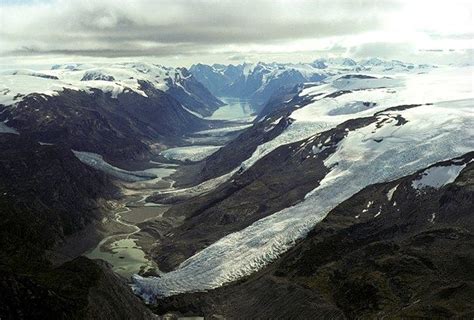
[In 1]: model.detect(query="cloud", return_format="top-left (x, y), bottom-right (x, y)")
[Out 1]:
top-left (227, 54), bottom-right (251, 62)
top-left (349, 41), bottom-right (417, 59)
top-left (0, 0), bottom-right (400, 57)
top-left (0, 0), bottom-right (471, 66)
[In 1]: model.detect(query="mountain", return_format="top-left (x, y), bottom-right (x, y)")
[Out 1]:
top-left (3, 63), bottom-right (223, 117)
top-left (0, 134), bottom-right (117, 257)
top-left (52, 62), bottom-right (224, 117)
top-left (0, 257), bottom-right (155, 320)
top-left (0, 63), bottom-right (225, 161)
top-left (160, 67), bottom-right (224, 117)
top-left (1, 58), bottom-right (471, 319)
top-left (133, 65), bottom-right (473, 302)
top-left (189, 58), bottom-right (434, 110)
top-left (190, 61), bottom-right (327, 109)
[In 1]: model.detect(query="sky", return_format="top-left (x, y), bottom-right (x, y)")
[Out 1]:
top-left (0, 0), bottom-right (473, 67)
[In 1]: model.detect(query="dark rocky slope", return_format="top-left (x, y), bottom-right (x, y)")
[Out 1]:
top-left (255, 83), bottom-right (305, 121)
top-left (0, 134), bottom-right (117, 258)
top-left (153, 153), bottom-right (474, 319)
top-left (0, 83), bottom-right (215, 161)
top-left (0, 134), bottom-right (153, 319)
top-left (1, 258), bottom-right (155, 320)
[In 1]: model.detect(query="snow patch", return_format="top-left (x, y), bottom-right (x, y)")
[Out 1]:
top-left (386, 184), bottom-right (398, 201)
top-left (412, 163), bottom-right (467, 190)
top-left (270, 117), bottom-right (283, 125)
top-left (0, 121), bottom-right (19, 134)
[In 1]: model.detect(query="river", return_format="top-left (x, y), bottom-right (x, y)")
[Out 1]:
top-left (85, 164), bottom-right (177, 279)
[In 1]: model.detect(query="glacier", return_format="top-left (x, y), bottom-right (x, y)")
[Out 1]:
top-left (73, 151), bottom-right (158, 182)
top-left (160, 145), bottom-right (222, 162)
top-left (132, 66), bottom-right (474, 299)
top-left (239, 66), bottom-right (474, 173)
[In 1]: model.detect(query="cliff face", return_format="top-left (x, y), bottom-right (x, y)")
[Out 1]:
top-left (153, 154), bottom-right (474, 319)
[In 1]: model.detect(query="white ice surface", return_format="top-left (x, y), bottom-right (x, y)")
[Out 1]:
top-left (194, 124), bottom-right (252, 137)
top-left (0, 63), bottom-right (188, 106)
top-left (182, 106), bottom-right (205, 119)
top-left (238, 66), bottom-right (474, 174)
top-left (160, 145), bottom-right (221, 162)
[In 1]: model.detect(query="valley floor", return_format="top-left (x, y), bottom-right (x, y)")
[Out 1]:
top-left (66, 99), bottom-right (255, 281)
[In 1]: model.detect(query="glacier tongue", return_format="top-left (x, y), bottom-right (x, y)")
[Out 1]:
top-left (132, 98), bottom-right (474, 299)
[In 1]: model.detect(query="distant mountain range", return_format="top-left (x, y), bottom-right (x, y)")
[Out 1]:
top-left (190, 58), bottom-right (434, 110)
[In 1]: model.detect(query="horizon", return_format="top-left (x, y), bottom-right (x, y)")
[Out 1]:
top-left (1, 52), bottom-right (472, 71)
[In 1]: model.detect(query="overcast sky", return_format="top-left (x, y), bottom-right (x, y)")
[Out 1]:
top-left (0, 0), bottom-right (473, 67)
